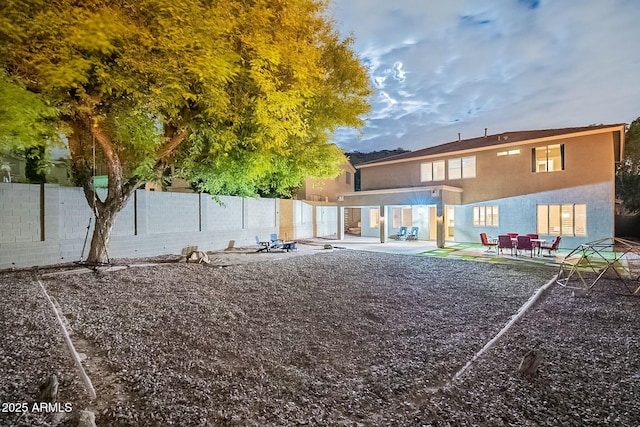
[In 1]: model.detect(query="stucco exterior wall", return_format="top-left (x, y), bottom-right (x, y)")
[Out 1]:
top-left (453, 182), bottom-right (614, 249)
top-left (359, 131), bottom-right (617, 205)
top-left (297, 163), bottom-right (355, 202)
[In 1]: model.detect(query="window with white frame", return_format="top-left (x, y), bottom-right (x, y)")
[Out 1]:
top-left (462, 156), bottom-right (476, 178)
top-left (497, 149), bottom-right (521, 156)
top-left (472, 206), bottom-right (499, 226)
top-left (448, 158), bottom-right (461, 180)
top-left (420, 160), bottom-right (445, 182)
top-left (392, 208), bottom-right (412, 228)
top-left (532, 144), bottom-right (564, 172)
top-left (370, 208), bottom-right (380, 228)
top-left (536, 204), bottom-right (586, 236)
top-left (448, 156), bottom-right (476, 180)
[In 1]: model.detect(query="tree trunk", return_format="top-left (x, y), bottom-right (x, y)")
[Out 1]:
top-left (86, 204), bottom-right (118, 264)
top-left (68, 111), bottom-right (188, 265)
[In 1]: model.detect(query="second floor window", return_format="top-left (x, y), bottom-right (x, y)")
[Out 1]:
top-left (448, 156), bottom-right (476, 179)
top-left (532, 144), bottom-right (564, 172)
top-left (420, 160), bottom-right (445, 182)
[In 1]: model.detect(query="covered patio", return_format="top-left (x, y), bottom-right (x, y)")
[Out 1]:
top-left (337, 185), bottom-right (463, 248)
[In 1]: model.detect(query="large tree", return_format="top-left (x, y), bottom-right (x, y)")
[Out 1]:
top-left (0, 0), bottom-right (371, 263)
top-left (616, 118), bottom-right (640, 214)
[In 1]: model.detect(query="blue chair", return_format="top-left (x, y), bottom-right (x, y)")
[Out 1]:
top-left (270, 233), bottom-right (283, 249)
top-left (256, 236), bottom-right (270, 252)
top-left (407, 227), bottom-right (419, 240)
top-left (396, 226), bottom-right (408, 240)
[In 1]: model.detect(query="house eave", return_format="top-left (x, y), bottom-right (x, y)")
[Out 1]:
top-left (357, 124), bottom-right (627, 169)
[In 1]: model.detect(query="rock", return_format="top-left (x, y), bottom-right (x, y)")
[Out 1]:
top-left (78, 410), bottom-right (97, 427)
top-left (36, 374), bottom-right (58, 402)
top-left (186, 250), bottom-right (211, 264)
top-left (518, 349), bottom-right (544, 376)
top-left (572, 288), bottom-right (589, 298)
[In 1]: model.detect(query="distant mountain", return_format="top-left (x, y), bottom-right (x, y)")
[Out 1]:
top-left (346, 149), bottom-right (410, 166)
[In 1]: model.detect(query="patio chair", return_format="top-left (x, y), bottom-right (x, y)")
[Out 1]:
top-left (507, 232), bottom-right (519, 238)
top-left (526, 233), bottom-right (540, 254)
top-left (480, 232), bottom-right (498, 252)
top-left (256, 235), bottom-right (270, 252)
top-left (498, 235), bottom-right (515, 256)
top-left (540, 236), bottom-right (562, 255)
top-left (407, 226), bottom-right (419, 240)
top-left (517, 235), bottom-right (534, 257)
top-left (396, 226), bottom-right (408, 240)
top-left (270, 233), bottom-right (284, 249)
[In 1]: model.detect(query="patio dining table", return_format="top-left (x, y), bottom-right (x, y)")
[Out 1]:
top-left (510, 237), bottom-right (546, 256)
top-left (530, 238), bottom-right (546, 255)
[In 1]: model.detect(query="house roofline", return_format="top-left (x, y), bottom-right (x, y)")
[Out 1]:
top-left (338, 185), bottom-right (463, 198)
top-left (357, 124), bottom-right (626, 169)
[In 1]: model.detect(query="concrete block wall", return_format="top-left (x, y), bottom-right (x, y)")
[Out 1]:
top-left (206, 196), bottom-right (243, 232)
top-left (146, 191), bottom-right (199, 234)
top-left (293, 201), bottom-right (314, 239)
top-left (58, 187), bottom-right (95, 240)
top-left (315, 205), bottom-right (338, 238)
top-left (0, 183), bottom-right (41, 243)
top-left (246, 197), bottom-right (278, 230)
top-left (1, 184), bottom-right (338, 270)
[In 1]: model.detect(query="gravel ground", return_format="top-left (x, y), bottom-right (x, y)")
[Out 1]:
top-left (1, 248), bottom-right (638, 426)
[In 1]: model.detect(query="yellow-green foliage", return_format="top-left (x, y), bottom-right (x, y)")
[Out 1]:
top-left (0, 0), bottom-right (372, 197)
top-left (0, 70), bottom-right (64, 152)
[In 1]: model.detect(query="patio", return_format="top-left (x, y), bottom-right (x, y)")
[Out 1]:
top-left (306, 235), bottom-right (567, 268)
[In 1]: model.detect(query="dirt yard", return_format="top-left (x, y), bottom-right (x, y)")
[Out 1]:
top-left (1, 248), bottom-right (638, 426)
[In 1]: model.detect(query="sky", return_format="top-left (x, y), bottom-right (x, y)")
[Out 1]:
top-left (329, 0), bottom-right (640, 153)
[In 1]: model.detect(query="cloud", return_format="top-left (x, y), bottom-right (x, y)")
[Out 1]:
top-left (331, 0), bottom-right (640, 152)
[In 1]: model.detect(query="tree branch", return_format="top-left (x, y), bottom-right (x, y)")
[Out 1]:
top-left (68, 120), bottom-right (101, 211)
top-left (154, 127), bottom-right (189, 170)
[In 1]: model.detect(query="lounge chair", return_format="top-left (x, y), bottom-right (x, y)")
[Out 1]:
top-left (517, 235), bottom-right (534, 257)
top-left (396, 226), bottom-right (408, 240)
top-left (281, 241), bottom-right (297, 252)
top-left (480, 232), bottom-right (498, 252)
top-left (540, 236), bottom-right (562, 255)
top-left (407, 227), bottom-right (419, 240)
top-left (498, 235), bottom-right (515, 256)
top-left (270, 233), bottom-right (283, 250)
top-left (256, 236), bottom-right (270, 252)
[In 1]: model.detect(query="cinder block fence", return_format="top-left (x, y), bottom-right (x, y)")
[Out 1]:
top-left (0, 183), bottom-right (337, 269)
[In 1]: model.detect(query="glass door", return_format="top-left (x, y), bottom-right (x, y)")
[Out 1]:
top-left (429, 206), bottom-right (437, 240)
top-left (445, 206), bottom-right (455, 240)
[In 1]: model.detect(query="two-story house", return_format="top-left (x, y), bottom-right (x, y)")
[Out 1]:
top-left (336, 124), bottom-right (625, 248)
top-left (295, 160), bottom-right (356, 203)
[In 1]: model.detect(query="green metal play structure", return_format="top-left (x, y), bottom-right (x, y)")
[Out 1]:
top-left (556, 237), bottom-right (640, 295)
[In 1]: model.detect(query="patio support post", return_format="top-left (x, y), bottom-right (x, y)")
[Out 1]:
top-left (337, 206), bottom-right (345, 240)
top-left (436, 200), bottom-right (445, 248)
top-left (380, 205), bottom-right (389, 243)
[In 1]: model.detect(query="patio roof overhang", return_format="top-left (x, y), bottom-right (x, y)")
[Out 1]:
top-left (337, 185), bottom-right (463, 207)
